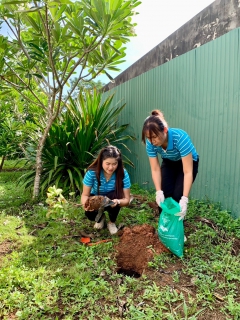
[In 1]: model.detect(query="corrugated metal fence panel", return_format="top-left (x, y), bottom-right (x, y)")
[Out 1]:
top-left (104, 28), bottom-right (240, 218)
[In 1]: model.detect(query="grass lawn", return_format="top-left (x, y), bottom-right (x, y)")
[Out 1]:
top-left (0, 161), bottom-right (239, 320)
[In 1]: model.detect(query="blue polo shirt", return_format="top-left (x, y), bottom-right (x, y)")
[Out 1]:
top-left (146, 128), bottom-right (199, 161)
top-left (83, 168), bottom-right (131, 195)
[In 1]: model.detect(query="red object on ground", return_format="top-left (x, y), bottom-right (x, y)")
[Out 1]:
top-left (80, 237), bottom-right (91, 244)
top-left (80, 237), bottom-right (112, 246)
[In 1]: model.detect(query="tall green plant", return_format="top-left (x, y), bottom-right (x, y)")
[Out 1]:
top-left (20, 90), bottom-right (135, 194)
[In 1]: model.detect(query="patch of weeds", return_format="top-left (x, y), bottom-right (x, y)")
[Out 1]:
top-left (188, 199), bottom-right (240, 237)
top-left (148, 251), bottom-right (174, 269)
top-left (223, 296), bottom-right (240, 318)
top-left (131, 183), bottom-right (154, 197)
top-left (0, 214), bottom-right (34, 251)
top-left (119, 204), bottom-right (156, 228)
top-left (0, 159), bottom-right (28, 171)
top-left (194, 274), bottom-right (218, 302)
top-left (0, 172), bottom-right (33, 211)
top-left (172, 270), bottom-right (180, 283)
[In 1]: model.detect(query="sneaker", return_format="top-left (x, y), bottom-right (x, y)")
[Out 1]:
top-left (94, 214), bottom-right (105, 230)
top-left (107, 222), bottom-right (118, 235)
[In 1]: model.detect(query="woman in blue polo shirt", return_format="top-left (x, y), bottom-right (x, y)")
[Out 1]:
top-left (142, 110), bottom-right (199, 219)
top-left (81, 145), bottom-right (131, 235)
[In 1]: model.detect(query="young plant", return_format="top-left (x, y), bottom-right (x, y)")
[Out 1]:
top-left (45, 185), bottom-right (80, 219)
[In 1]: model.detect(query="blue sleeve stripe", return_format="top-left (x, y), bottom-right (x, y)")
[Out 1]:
top-left (181, 148), bottom-right (193, 157)
top-left (146, 139), bottom-right (157, 157)
top-left (178, 135), bottom-right (189, 147)
top-left (180, 143), bottom-right (192, 153)
top-left (180, 142), bottom-right (194, 156)
top-left (83, 178), bottom-right (92, 186)
top-left (83, 170), bottom-right (95, 187)
top-left (147, 152), bottom-right (157, 158)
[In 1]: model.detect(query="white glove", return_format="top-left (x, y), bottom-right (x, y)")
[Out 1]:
top-left (175, 196), bottom-right (188, 220)
top-left (156, 190), bottom-right (165, 206)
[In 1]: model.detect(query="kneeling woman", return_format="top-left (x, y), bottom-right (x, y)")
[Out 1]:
top-left (81, 145), bottom-right (131, 235)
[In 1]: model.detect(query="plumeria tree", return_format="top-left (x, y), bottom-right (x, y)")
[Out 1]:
top-left (0, 0), bottom-right (140, 197)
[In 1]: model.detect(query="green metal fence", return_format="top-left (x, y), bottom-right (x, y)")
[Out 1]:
top-left (104, 28), bottom-right (240, 218)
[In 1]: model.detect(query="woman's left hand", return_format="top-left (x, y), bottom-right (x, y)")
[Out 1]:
top-left (175, 196), bottom-right (188, 220)
top-left (111, 199), bottom-right (120, 207)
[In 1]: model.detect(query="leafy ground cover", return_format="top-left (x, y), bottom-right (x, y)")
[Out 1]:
top-left (0, 162), bottom-right (240, 320)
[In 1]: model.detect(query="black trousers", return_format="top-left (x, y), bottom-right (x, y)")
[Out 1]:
top-left (161, 158), bottom-right (199, 203)
top-left (85, 191), bottom-right (120, 223)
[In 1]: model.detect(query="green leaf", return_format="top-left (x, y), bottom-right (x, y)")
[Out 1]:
top-left (104, 71), bottom-right (115, 83)
top-left (2, 0), bottom-right (29, 3)
top-left (32, 73), bottom-right (43, 79)
top-left (23, 15), bottom-right (40, 32)
top-left (16, 6), bottom-right (44, 13)
top-left (108, 43), bottom-right (121, 54)
top-left (48, 0), bottom-right (72, 5)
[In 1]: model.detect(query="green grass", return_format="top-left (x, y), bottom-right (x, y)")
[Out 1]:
top-left (0, 161), bottom-right (240, 319)
top-left (0, 158), bottom-right (28, 171)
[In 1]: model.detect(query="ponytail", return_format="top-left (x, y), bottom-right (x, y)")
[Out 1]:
top-left (151, 110), bottom-right (168, 128)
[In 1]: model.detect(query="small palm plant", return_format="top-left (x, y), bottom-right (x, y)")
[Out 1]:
top-left (20, 90), bottom-right (135, 195)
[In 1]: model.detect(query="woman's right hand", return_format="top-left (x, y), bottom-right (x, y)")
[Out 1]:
top-left (156, 190), bottom-right (165, 206)
top-left (81, 194), bottom-right (94, 211)
top-left (83, 200), bottom-right (94, 211)
top-left (81, 186), bottom-right (95, 211)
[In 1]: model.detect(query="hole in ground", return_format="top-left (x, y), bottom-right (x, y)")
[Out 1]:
top-left (115, 225), bottom-right (170, 279)
top-left (117, 268), bottom-right (141, 278)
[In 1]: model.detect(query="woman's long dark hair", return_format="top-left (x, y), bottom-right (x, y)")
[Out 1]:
top-left (87, 145), bottom-right (124, 198)
top-left (142, 109), bottom-right (168, 144)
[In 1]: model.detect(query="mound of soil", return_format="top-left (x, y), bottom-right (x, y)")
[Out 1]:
top-left (115, 224), bottom-right (169, 277)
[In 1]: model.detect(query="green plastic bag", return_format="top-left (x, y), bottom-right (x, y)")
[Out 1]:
top-left (157, 197), bottom-right (184, 258)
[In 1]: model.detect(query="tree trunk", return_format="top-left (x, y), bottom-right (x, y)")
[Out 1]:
top-left (0, 156), bottom-right (5, 172)
top-left (33, 117), bottom-right (55, 198)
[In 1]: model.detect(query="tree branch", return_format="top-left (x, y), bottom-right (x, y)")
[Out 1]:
top-left (4, 17), bottom-right (52, 90)
top-left (60, 53), bottom-right (79, 83)
top-left (61, 30), bottom-right (107, 87)
top-left (53, 89), bottom-right (64, 121)
top-left (37, 3), bottom-right (61, 89)
top-left (63, 56), bottom-right (88, 103)
top-left (4, 62), bottom-right (46, 109)
top-left (1, 77), bottom-right (47, 110)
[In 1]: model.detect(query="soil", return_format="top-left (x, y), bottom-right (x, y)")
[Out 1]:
top-left (85, 195), bottom-right (106, 210)
top-left (115, 224), bottom-right (169, 276)
top-left (0, 240), bottom-right (13, 265)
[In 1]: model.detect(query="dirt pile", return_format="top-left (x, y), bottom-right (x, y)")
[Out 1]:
top-left (115, 224), bottom-right (169, 277)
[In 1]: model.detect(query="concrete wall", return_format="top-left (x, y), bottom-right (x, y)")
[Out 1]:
top-left (104, 0), bottom-right (240, 92)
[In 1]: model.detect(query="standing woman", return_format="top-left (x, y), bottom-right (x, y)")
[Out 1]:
top-left (81, 145), bottom-right (131, 235)
top-left (142, 110), bottom-right (199, 219)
